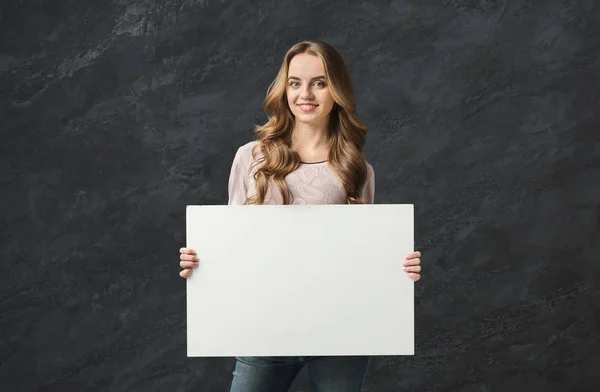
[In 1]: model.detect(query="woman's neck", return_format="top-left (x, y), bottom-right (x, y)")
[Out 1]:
top-left (290, 121), bottom-right (330, 162)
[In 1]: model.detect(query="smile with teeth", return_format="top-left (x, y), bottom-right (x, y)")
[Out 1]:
top-left (299, 104), bottom-right (318, 112)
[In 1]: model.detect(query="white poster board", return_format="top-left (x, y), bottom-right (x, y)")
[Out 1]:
top-left (186, 204), bottom-right (414, 357)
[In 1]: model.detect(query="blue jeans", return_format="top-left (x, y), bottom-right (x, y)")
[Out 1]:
top-left (229, 356), bottom-right (370, 392)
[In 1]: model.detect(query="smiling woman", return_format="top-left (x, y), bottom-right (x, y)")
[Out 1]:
top-left (287, 60), bottom-right (334, 121)
top-left (245, 40), bottom-right (372, 206)
top-left (178, 40), bottom-right (423, 392)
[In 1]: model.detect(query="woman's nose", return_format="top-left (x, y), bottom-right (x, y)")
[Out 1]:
top-left (301, 86), bottom-right (313, 99)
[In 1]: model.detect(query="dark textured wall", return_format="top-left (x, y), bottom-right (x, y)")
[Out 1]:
top-left (2, 0), bottom-right (599, 391)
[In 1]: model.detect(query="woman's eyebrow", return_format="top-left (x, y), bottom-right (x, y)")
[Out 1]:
top-left (287, 76), bottom-right (326, 81)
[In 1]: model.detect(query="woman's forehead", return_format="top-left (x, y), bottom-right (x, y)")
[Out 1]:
top-left (288, 53), bottom-right (326, 78)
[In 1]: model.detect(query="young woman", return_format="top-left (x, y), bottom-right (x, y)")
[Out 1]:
top-left (179, 40), bottom-right (422, 392)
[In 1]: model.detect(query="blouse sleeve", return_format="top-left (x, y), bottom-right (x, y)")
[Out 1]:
top-left (227, 147), bottom-right (249, 205)
top-left (361, 163), bottom-right (375, 204)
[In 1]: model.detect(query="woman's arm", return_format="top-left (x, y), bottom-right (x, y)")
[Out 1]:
top-left (361, 163), bottom-right (375, 204)
top-left (227, 147), bottom-right (249, 205)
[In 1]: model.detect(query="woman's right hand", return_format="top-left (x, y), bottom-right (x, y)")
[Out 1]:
top-left (179, 247), bottom-right (199, 278)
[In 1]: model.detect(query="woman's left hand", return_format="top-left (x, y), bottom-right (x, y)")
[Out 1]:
top-left (403, 251), bottom-right (421, 281)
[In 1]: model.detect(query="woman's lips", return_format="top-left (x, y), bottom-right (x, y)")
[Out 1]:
top-left (298, 104), bottom-right (318, 112)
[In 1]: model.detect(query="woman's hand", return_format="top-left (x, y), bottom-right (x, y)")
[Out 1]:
top-left (403, 251), bottom-right (421, 281)
top-left (179, 247), bottom-right (199, 278)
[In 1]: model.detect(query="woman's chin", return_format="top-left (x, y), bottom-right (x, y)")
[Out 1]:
top-left (293, 111), bottom-right (329, 125)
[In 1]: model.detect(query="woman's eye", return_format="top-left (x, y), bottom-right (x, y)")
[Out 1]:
top-left (289, 81), bottom-right (325, 88)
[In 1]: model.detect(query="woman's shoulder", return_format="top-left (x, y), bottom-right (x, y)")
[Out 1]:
top-left (233, 140), bottom-right (261, 168)
top-left (237, 140), bottom-right (258, 160)
top-left (365, 160), bottom-right (375, 178)
top-left (236, 140), bottom-right (259, 155)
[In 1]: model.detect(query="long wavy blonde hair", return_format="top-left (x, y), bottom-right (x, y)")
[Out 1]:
top-left (245, 40), bottom-right (370, 205)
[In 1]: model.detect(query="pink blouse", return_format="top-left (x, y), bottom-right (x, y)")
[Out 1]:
top-left (227, 141), bottom-right (375, 205)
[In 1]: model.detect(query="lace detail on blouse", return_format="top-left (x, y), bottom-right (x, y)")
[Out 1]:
top-left (227, 141), bottom-right (375, 205)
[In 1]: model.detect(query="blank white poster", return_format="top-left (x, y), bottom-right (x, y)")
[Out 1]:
top-left (186, 204), bottom-right (414, 357)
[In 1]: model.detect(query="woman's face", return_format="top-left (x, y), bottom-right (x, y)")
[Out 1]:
top-left (286, 53), bottom-right (335, 126)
